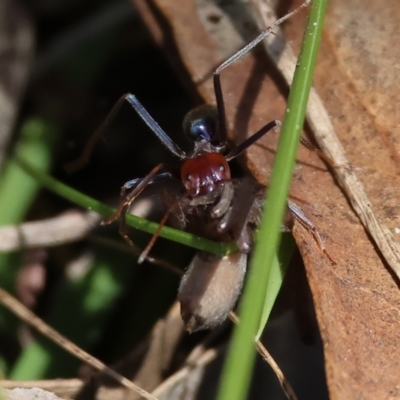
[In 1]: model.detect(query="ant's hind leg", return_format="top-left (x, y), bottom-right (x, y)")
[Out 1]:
top-left (299, 137), bottom-right (335, 167)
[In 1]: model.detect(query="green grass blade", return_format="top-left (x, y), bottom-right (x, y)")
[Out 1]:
top-left (0, 119), bottom-right (57, 225)
top-left (0, 118), bottom-right (57, 373)
top-left (0, 118), bottom-right (57, 311)
top-left (10, 246), bottom-right (138, 379)
top-left (255, 233), bottom-right (296, 340)
top-left (14, 156), bottom-right (235, 256)
top-left (216, 1), bottom-right (328, 399)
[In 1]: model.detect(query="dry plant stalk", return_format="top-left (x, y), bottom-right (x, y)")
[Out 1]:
top-left (0, 211), bottom-right (100, 252)
top-left (252, 0), bottom-right (400, 277)
top-left (0, 255), bottom-right (294, 399)
top-left (229, 312), bottom-right (298, 400)
top-left (150, 312), bottom-right (297, 400)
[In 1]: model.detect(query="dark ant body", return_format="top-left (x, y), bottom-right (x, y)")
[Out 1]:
top-left (174, 177), bottom-right (266, 331)
top-left (67, 1), bottom-right (333, 331)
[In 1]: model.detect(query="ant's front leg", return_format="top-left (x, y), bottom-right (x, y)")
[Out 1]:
top-left (211, 0), bottom-right (310, 149)
top-left (210, 181), bottom-right (235, 219)
top-left (65, 93), bottom-right (187, 173)
top-left (102, 164), bottom-right (173, 248)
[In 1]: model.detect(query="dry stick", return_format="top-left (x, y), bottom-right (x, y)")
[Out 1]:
top-left (0, 210), bottom-right (181, 275)
top-left (152, 315), bottom-right (297, 399)
top-left (0, 252), bottom-right (290, 399)
top-left (229, 312), bottom-right (298, 400)
top-left (144, 270), bottom-right (295, 398)
top-left (1, 379), bottom-right (83, 395)
top-left (0, 286), bottom-right (158, 400)
top-left (151, 347), bottom-right (219, 397)
top-left (0, 211), bottom-right (101, 252)
top-left (253, 0), bottom-right (400, 276)
top-left (255, 340), bottom-right (297, 400)
top-left (154, 273), bottom-right (296, 398)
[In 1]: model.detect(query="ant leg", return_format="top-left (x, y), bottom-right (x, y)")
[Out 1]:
top-left (138, 194), bottom-right (190, 264)
top-left (102, 163), bottom-right (164, 228)
top-left (288, 193), bottom-right (312, 207)
top-left (226, 120), bottom-right (335, 168)
top-left (299, 137), bottom-right (335, 167)
top-left (210, 181), bottom-right (235, 219)
top-left (122, 172), bottom-right (173, 194)
top-left (188, 187), bottom-right (224, 208)
top-left (225, 120), bottom-right (281, 161)
top-left (187, 180), bottom-right (235, 212)
top-left (225, 179), bottom-right (262, 252)
top-left (65, 94), bottom-right (186, 173)
top-left (212, 0), bottom-right (310, 146)
top-left (287, 200), bottom-right (336, 265)
top-left (114, 169), bottom-right (175, 247)
top-left (118, 206), bottom-right (136, 249)
top-left (65, 95), bottom-right (130, 173)
top-left (124, 95), bottom-right (186, 159)
top-left (215, 179), bottom-right (261, 253)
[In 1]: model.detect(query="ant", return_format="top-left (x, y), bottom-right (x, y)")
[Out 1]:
top-left (66, 1), bottom-right (334, 331)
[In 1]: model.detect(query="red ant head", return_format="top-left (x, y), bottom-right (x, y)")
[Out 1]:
top-left (183, 104), bottom-right (221, 146)
top-left (181, 153), bottom-right (230, 196)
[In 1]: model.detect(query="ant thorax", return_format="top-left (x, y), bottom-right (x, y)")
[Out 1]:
top-left (164, 177), bottom-right (264, 253)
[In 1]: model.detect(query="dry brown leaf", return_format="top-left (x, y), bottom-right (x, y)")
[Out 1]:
top-left (1, 379), bottom-right (83, 400)
top-left (132, 0), bottom-right (400, 399)
top-left (0, 286), bottom-right (159, 400)
top-left (0, 387), bottom-right (64, 400)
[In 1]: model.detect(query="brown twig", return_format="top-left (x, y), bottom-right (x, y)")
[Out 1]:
top-left (0, 211), bottom-right (100, 252)
top-left (0, 286), bottom-right (158, 400)
top-left (252, 0), bottom-right (400, 277)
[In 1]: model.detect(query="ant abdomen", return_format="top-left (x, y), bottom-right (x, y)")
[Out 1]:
top-left (178, 251), bottom-right (247, 333)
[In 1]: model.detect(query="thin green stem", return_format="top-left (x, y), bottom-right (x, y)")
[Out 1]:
top-left (216, 0), bottom-right (328, 399)
top-left (14, 155), bottom-right (235, 256)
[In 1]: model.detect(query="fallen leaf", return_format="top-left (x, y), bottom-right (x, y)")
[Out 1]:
top-left (131, 0), bottom-right (400, 399)
top-left (1, 387), bottom-right (64, 400)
